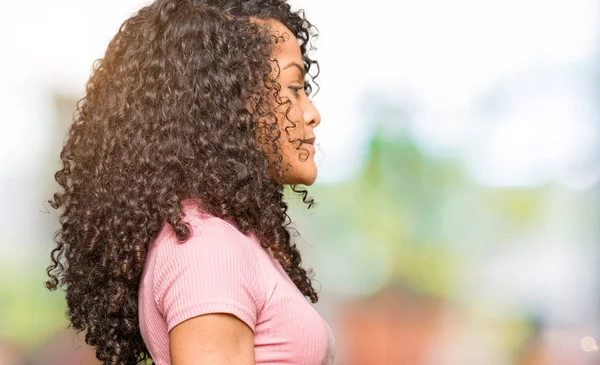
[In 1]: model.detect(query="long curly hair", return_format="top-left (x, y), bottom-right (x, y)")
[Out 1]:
top-left (45, 1), bottom-right (320, 364)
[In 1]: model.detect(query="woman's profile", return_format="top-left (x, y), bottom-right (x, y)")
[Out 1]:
top-left (45, 0), bottom-right (335, 364)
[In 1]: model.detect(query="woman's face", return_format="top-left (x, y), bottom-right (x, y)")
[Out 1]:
top-left (266, 20), bottom-right (322, 186)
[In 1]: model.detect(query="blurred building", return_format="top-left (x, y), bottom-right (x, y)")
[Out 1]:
top-left (338, 283), bottom-right (445, 365)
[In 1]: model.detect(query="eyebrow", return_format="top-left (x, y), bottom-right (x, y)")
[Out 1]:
top-left (282, 61), bottom-right (306, 79)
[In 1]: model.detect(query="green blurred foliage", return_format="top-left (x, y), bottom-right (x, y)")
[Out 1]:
top-left (292, 126), bottom-right (546, 302)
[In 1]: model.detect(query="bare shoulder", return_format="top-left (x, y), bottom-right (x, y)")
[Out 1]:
top-left (169, 313), bottom-right (255, 365)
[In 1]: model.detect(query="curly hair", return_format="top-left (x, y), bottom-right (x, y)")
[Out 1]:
top-left (45, 1), bottom-right (320, 364)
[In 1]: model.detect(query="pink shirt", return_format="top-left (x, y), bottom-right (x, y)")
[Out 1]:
top-left (138, 200), bottom-right (336, 365)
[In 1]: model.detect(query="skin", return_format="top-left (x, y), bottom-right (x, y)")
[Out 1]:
top-left (266, 19), bottom-right (322, 186)
top-left (169, 19), bottom-right (321, 365)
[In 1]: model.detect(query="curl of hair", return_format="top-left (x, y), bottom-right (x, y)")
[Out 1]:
top-left (45, 1), bottom-right (320, 364)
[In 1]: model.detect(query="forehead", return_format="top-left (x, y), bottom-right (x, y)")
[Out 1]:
top-left (267, 19), bottom-right (303, 64)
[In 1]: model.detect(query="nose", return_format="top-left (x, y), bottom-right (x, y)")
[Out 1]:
top-left (304, 99), bottom-right (321, 128)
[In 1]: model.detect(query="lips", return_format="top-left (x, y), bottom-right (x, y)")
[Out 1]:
top-left (298, 136), bottom-right (316, 156)
top-left (302, 136), bottom-right (316, 145)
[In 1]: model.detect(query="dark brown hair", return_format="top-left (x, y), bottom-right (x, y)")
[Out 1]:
top-left (45, 1), bottom-right (319, 363)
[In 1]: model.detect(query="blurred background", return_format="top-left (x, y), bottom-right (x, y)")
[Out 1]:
top-left (1, 0), bottom-right (599, 364)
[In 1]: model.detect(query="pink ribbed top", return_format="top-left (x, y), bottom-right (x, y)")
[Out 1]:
top-left (138, 200), bottom-right (336, 365)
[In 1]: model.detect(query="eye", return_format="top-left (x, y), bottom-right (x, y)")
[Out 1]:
top-left (289, 85), bottom-right (305, 97)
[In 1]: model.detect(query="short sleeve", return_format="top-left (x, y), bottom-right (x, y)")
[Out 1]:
top-left (153, 218), bottom-right (266, 333)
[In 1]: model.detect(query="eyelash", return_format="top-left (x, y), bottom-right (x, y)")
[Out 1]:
top-left (289, 85), bottom-right (305, 97)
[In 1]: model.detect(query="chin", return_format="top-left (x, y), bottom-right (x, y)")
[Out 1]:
top-left (284, 169), bottom-right (318, 186)
top-left (279, 158), bottom-right (318, 185)
top-left (300, 176), bottom-right (317, 186)
top-left (303, 163), bottom-right (319, 185)
top-left (298, 169), bottom-right (318, 186)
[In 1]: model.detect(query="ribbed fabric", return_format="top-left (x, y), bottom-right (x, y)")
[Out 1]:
top-left (138, 200), bottom-right (336, 365)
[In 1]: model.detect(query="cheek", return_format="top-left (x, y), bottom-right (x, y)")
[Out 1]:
top-left (281, 106), bottom-right (304, 137)
top-left (277, 111), bottom-right (301, 147)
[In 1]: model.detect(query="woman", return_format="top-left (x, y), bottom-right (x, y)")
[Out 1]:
top-left (45, 0), bottom-right (335, 364)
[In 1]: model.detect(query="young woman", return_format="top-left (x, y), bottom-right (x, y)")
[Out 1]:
top-left (45, 1), bottom-right (335, 364)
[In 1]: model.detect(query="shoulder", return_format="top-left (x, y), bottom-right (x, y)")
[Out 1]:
top-left (156, 208), bottom-right (261, 260)
top-left (152, 211), bottom-right (264, 288)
